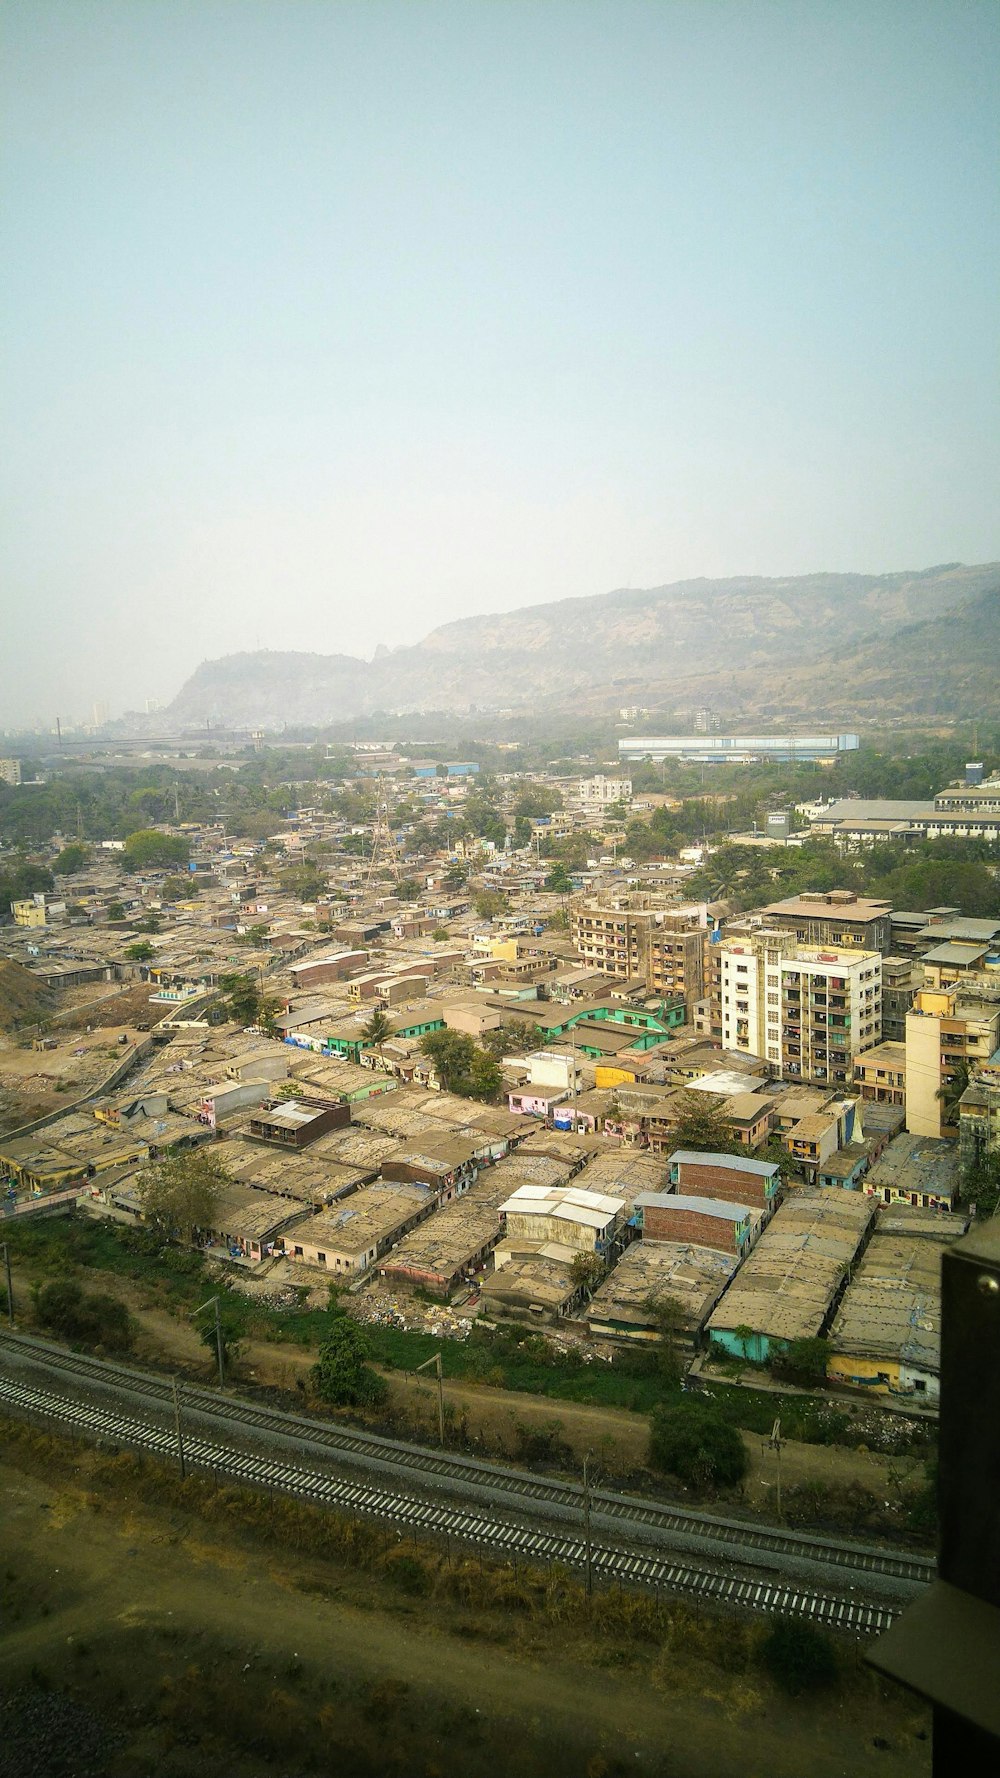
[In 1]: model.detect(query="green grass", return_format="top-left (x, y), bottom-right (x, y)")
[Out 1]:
top-left (365, 1322), bottom-right (674, 1414)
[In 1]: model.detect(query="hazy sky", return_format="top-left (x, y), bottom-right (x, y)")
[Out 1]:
top-left (2, 0), bottom-right (998, 726)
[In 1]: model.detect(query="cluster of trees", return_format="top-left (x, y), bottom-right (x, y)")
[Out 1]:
top-left (685, 835), bottom-right (1000, 918)
top-left (419, 1028), bottom-right (503, 1100)
top-left (0, 859), bottom-right (53, 919)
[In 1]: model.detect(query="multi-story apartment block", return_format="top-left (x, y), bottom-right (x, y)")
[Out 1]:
top-left (905, 988), bottom-right (1000, 1139)
top-left (574, 774), bottom-right (632, 811)
top-left (758, 889), bottom-right (893, 956)
top-left (718, 931), bottom-right (881, 1087)
top-left (571, 897), bottom-right (709, 1007)
top-left (881, 955), bottom-right (917, 1042)
top-left (0, 758), bottom-right (22, 786)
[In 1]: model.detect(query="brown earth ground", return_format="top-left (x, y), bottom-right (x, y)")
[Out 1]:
top-left (0, 1026), bottom-right (144, 1133)
top-left (0, 1444), bottom-right (930, 1778)
top-left (6, 1255), bottom-right (925, 1508)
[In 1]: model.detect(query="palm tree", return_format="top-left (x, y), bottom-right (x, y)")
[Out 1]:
top-left (361, 1006), bottom-right (393, 1062)
top-left (938, 1059), bottom-right (972, 1130)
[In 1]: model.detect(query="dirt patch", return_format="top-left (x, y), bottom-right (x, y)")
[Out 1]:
top-left (0, 958), bottom-right (53, 1032)
top-left (0, 1443), bottom-right (930, 1778)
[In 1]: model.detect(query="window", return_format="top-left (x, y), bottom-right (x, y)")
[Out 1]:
top-left (317, 1251), bottom-right (326, 1263)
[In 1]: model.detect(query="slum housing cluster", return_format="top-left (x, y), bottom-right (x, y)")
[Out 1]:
top-left (3, 757), bottom-right (999, 1408)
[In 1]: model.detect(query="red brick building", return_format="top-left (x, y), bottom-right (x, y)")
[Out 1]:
top-left (667, 1149), bottom-right (780, 1214)
top-left (635, 1191), bottom-right (762, 1257)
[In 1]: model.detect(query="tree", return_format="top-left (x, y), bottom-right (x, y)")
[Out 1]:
top-left (479, 1020), bottom-right (533, 1060)
top-left (570, 1252), bottom-right (606, 1298)
top-left (107, 901), bottom-right (126, 921)
top-left (643, 1292), bottom-right (686, 1384)
top-left (279, 861), bottom-right (328, 902)
top-left (217, 971), bottom-right (278, 1030)
top-left (312, 1314), bottom-right (387, 1407)
top-left (420, 1028), bottom-right (503, 1100)
top-left (963, 1150), bottom-right (1000, 1218)
top-left (140, 1148), bottom-right (231, 1244)
top-left (648, 1398), bottom-right (748, 1489)
top-left (135, 912), bottom-right (162, 934)
top-left (544, 862), bottom-right (573, 893)
top-left (395, 876), bottom-right (421, 902)
top-left (667, 1090), bottom-right (742, 1157)
top-left (124, 940), bottom-right (155, 962)
top-left (732, 1324), bottom-right (755, 1363)
top-left (162, 874), bottom-right (198, 900)
top-left (361, 1006), bottom-right (393, 1053)
top-left (52, 844), bottom-right (91, 875)
top-left (122, 829), bottom-right (190, 870)
top-left (937, 1059), bottom-right (972, 1130)
top-left (770, 1337), bottom-right (829, 1387)
top-left (472, 888), bottom-right (508, 920)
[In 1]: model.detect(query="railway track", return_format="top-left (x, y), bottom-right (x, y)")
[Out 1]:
top-left (0, 1368), bottom-right (901, 1639)
top-left (0, 1329), bottom-right (935, 1595)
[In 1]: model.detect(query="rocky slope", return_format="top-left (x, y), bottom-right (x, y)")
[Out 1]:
top-left (161, 562), bottom-right (1000, 727)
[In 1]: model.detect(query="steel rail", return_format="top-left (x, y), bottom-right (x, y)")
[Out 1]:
top-left (0, 1370), bottom-right (899, 1639)
top-left (0, 1328), bottom-right (934, 1588)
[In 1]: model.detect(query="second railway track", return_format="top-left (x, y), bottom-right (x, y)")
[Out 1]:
top-left (0, 1328), bottom-right (935, 1604)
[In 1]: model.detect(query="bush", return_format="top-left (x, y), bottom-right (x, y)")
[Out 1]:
top-left (34, 1279), bottom-right (133, 1353)
top-left (760, 1617), bottom-right (837, 1694)
top-left (648, 1398), bottom-right (748, 1489)
top-left (312, 1314), bottom-right (387, 1408)
top-left (769, 1337), bottom-right (830, 1387)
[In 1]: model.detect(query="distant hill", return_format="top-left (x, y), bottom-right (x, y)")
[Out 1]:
top-left (662, 583), bottom-right (1000, 724)
top-left (159, 562), bottom-right (1000, 727)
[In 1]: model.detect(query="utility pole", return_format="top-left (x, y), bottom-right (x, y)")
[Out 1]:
top-left (769, 1417), bottom-right (784, 1522)
top-left (172, 1375), bottom-right (186, 1479)
top-left (1, 1243), bottom-right (13, 1327)
top-left (582, 1450), bottom-right (594, 1600)
top-left (416, 1351), bottom-right (445, 1446)
top-left (193, 1295), bottom-right (225, 1387)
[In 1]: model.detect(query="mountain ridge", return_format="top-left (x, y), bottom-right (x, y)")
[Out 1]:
top-left (157, 561), bottom-right (1000, 728)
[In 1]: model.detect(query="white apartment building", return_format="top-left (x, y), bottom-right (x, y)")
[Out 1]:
top-left (575, 774), bottom-right (632, 810)
top-left (719, 931), bottom-right (882, 1086)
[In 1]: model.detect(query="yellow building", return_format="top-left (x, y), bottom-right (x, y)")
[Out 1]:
top-left (11, 897), bottom-right (46, 927)
top-left (905, 988), bottom-right (1000, 1138)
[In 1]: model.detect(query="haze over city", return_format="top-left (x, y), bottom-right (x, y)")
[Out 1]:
top-left (2, 0), bottom-right (998, 725)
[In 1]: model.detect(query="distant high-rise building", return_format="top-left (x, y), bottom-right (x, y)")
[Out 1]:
top-left (0, 758), bottom-right (22, 786)
top-left (91, 700), bottom-right (109, 728)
